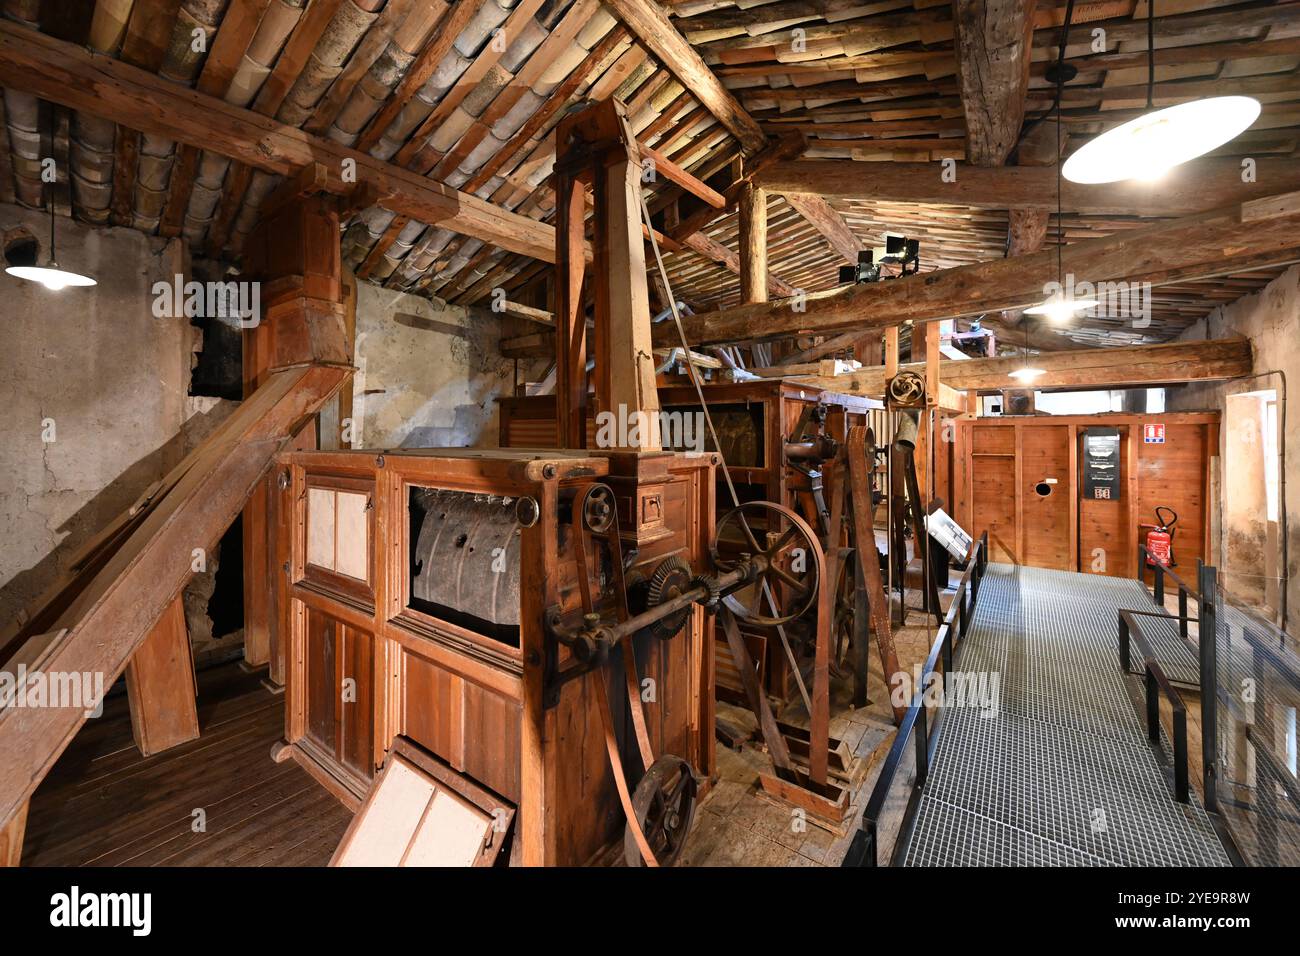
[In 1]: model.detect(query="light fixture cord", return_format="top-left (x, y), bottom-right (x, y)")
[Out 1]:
top-left (1147, 0), bottom-right (1156, 111)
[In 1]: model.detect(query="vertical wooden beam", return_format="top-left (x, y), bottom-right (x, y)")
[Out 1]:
top-left (884, 327), bottom-right (899, 377)
top-left (568, 100), bottom-right (661, 451)
top-left (125, 595), bottom-right (200, 757)
top-left (554, 172), bottom-right (588, 449)
top-left (1068, 422), bottom-right (1079, 571)
top-left (1125, 424), bottom-right (1139, 577)
top-left (595, 146), bottom-right (662, 449)
top-left (1014, 422), bottom-right (1025, 566)
top-left (739, 182), bottom-right (768, 305)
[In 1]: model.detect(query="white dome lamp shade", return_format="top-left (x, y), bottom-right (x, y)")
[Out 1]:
top-left (3, 200), bottom-right (96, 291)
top-left (1062, 96), bottom-right (1261, 185)
top-left (5, 263), bottom-right (98, 291)
top-left (1062, 0), bottom-right (1258, 185)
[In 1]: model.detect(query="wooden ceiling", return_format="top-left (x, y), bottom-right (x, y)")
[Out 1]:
top-left (2, 0), bottom-right (1298, 349)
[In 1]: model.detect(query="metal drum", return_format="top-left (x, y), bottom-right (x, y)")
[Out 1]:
top-left (411, 490), bottom-right (535, 627)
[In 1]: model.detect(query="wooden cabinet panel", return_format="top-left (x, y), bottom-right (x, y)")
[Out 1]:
top-left (1079, 425), bottom-right (1131, 576)
top-left (402, 648), bottom-right (521, 802)
top-left (303, 607), bottom-right (374, 781)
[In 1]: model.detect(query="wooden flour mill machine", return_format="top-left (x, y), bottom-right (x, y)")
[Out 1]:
top-left (272, 99), bottom-right (843, 867)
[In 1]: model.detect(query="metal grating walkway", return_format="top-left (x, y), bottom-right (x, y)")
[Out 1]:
top-left (903, 564), bottom-right (1230, 867)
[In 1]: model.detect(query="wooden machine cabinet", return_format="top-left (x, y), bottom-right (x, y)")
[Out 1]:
top-left (499, 380), bottom-right (884, 707)
top-left (273, 447), bottom-right (716, 866)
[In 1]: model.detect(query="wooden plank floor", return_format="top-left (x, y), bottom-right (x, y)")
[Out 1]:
top-left (22, 662), bottom-right (352, 867)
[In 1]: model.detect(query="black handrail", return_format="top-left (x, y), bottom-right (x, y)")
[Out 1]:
top-left (1135, 543), bottom-right (1201, 638)
top-left (841, 530), bottom-right (989, 867)
top-left (1120, 608), bottom-right (1190, 803)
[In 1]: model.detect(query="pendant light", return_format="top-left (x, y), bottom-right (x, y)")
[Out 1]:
top-left (1027, 1), bottom-right (1097, 324)
top-left (4, 117), bottom-right (96, 293)
top-left (1062, 0), bottom-right (1260, 184)
top-left (4, 197), bottom-right (96, 291)
top-left (1009, 312), bottom-right (1044, 383)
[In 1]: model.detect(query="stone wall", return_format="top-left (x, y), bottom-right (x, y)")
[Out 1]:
top-left (1166, 265), bottom-right (1300, 627)
top-left (351, 283), bottom-right (541, 449)
top-left (0, 203), bottom-right (226, 632)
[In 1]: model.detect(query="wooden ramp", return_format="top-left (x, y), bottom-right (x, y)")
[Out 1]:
top-left (0, 363), bottom-right (350, 834)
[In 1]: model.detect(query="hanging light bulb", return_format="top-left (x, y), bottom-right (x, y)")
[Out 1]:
top-left (1025, 294), bottom-right (1099, 323)
top-left (1008, 366), bottom-right (1045, 383)
top-left (1063, 0), bottom-right (1258, 184)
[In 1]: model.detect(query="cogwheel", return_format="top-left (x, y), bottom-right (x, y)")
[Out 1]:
top-left (690, 574), bottom-right (721, 613)
top-left (643, 556), bottom-right (694, 641)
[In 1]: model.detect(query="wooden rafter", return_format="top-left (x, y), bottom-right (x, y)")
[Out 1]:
top-left (0, 21), bottom-right (564, 263)
top-left (950, 0), bottom-right (1034, 166)
top-left (603, 0), bottom-right (766, 153)
top-left (753, 157), bottom-right (1300, 217)
top-left (785, 338), bottom-right (1252, 395)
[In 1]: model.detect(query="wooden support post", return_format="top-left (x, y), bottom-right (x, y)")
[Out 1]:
top-left (554, 170), bottom-right (588, 449)
top-left (739, 181), bottom-right (768, 305)
top-left (0, 802), bottom-right (26, 866)
top-left (561, 100), bottom-right (661, 451)
top-left (884, 327), bottom-right (899, 378)
top-left (125, 595), bottom-right (200, 757)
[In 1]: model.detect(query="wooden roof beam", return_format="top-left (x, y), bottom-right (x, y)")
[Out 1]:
top-left (649, 197), bottom-right (1300, 348)
top-left (0, 20), bottom-right (562, 263)
top-left (784, 338), bottom-right (1252, 395)
top-left (602, 0), bottom-right (766, 154)
top-left (952, 0), bottom-right (1035, 167)
top-left (753, 157), bottom-right (1300, 218)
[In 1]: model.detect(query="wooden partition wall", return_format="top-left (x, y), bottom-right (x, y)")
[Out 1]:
top-left (946, 413), bottom-right (1218, 577)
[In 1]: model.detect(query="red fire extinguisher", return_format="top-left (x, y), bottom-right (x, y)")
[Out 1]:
top-left (1141, 506), bottom-right (1178, 567)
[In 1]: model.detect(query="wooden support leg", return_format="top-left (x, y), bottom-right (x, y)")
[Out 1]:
top-left (718, 608), bottom-right (792, 773)
top-left (848, 428), bottom-right (905, 723)
top-left (242, 477), bottom-right (272, 667)
top-left (126, 595), bottom-right (200, 757)
top-left (0, 802), bottom-right (26, 866)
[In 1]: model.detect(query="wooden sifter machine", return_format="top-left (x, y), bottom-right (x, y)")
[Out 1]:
top-left (276, 98), bottom-right (846, 867)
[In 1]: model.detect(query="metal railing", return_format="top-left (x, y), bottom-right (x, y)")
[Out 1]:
top-left (841, 531), bottom-right (989, 867)
top-left (1135, 542), bottom-right (1201, 640)
top-left (1117, 608), bottom-right (1191, 802)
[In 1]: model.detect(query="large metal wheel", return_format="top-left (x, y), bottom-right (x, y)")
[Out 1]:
top-left (713, 501), bottom-right (822, 628)
top-left (623, 755), bottom-right (698, 867)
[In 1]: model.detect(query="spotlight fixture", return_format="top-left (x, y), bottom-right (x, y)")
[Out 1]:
top-left (837, 234), bottom-right (919, 285)
top-left (1062, 0), bottom-right (1259, 184)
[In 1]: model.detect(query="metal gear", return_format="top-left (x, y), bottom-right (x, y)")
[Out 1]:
top-left (690, 574), bottom-right (721, 613)
top-left (642, 556), bottom-right (694, 640)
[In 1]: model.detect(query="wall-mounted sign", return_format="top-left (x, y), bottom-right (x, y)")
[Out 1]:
top-left (1143, 423), bottom-right (1165, 444)
top-left (1082, 427), bottom-right (1121, 501)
